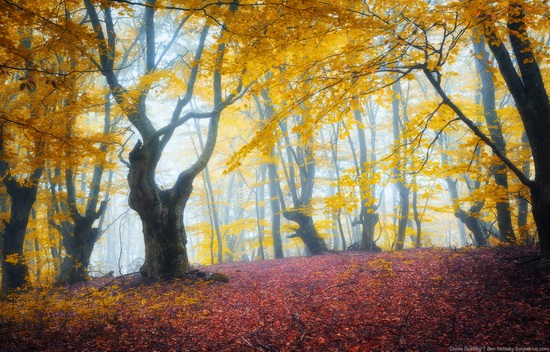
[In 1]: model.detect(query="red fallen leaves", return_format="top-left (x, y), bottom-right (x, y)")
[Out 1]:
top-left (1, 246), bottom-right (549, 351)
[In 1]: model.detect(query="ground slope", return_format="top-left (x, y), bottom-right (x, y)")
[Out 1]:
top-left (1, 247), bottom-right (549, 351)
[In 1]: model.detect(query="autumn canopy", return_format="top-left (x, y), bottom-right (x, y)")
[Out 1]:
top-left (0, 0), bottom-right (549, 291)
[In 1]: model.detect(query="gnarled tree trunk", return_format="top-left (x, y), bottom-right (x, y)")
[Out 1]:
top-left (352, 106), bottom-right (381, 252)
top-left (84, 0), bottom-right (238, 278)
top-left (127, 140), bottom-right (197, 278)
top-left (284, 209), bottom-right (327, 255)
top-left (278, 119), bottom-right (328, 255)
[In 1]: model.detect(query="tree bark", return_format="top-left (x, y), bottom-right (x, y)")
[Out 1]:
top-left (284, 210), bottom-right (327, 255)
top-left (472, 32), bottom-right (515, 242)
top-left (84, 0), bottom-right (237, 277)
top-left (446, 177), bottom-right (487, 246)
top-left (484, 3), bottom-right (550, 264)
top-left (267, 156), bottom-right (284, 259)
top-left (54, 95), bottom-right (112, 285)
top-left (517, 133), bottom-right (530, 243)
top-left (57, 216), bottom-right (100, 284)
top-left (127, 138), bottom-right (199, 278)
top-left (254, 91), bottom-right (284, 258)
top-left (391, 81), bottom-right (409, 250)
top-left (1, 168), bottom-right (43, 292)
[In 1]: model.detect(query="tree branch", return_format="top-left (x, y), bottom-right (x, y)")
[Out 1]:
top-left (422, 66), bottom-right (533, 188)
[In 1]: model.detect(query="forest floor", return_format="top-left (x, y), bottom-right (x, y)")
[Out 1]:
top-left (1, 246), bottom-right (549, 351)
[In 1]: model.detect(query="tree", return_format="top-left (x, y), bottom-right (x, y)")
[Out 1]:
top-left (277, 118), bottom-right (328, 255)
top-left (352, 101), bottom-right (381, 251)
top-left (483, 1), bottom-right (550, 264)
top-left (49, 95), bottom-right (118, 285)
top-left (472, 30), bottom-right (515, 243)
top-left (417, 0), bottom-right (550, 263)
top-left (194, 119), bottom-right (223, 264)
top-left (82, 0), bottom-right (242, 279)
top-left (390, 80), bottom-right (411, 250)
top-left (440, 133), bottom-right (489, 246)
top-left (254, 90), bottom-right (284, 258)
top-left (0, 0), bottom-right (94, 290)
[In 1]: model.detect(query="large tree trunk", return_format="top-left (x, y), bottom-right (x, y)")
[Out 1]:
top-left (128, 149), bottom-right (192, 278)
top-left (358, 211), bottom-right (379, 251)
top-left (1, 171), bottom-right (42, 292)
top-left (531, 185), bottom-right (550, 266)
top-left (84, 0), bottom-right (234, 278)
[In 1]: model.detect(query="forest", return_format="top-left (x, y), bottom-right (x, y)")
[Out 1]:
top-left (0, 0), bottom-right (549, 350)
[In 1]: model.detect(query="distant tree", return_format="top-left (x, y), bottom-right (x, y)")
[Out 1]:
top-left (352, 100), bottom-right (381, 252)
top-left (390, 81), bottom-right (411, 250)
top-left (472, 31), bottom-right (515, 243)
top-left (49, 95), bottom-right (118, 285)
top-left (253, 90), bottom-right (284, 258)
top-left (277, 119), bottom-right (328, 255)
top-left (440, 135), bottom-right (489, 247)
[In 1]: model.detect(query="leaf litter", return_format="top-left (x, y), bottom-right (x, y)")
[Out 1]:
top-left (0, 246), bottom-right (548, 351)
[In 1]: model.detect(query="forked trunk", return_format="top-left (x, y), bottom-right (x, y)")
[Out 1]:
top-left (56, 217), bottom-right (100, 285)
top-left (445, 177), bottom-right (487, 246)
top-left (457, 210), bottom-right (487, 247)
top-left (359, 210), bottom-right (380, 251)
